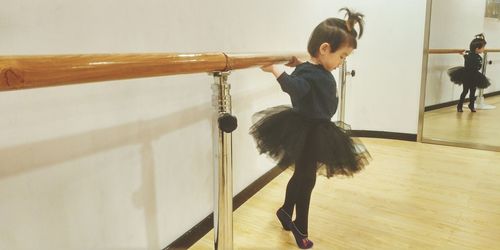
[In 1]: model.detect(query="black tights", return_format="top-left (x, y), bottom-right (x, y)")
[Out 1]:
top-left (281, 134), bottom-right (317, 235)
top-left (459, 85), bottom-right (477, 104)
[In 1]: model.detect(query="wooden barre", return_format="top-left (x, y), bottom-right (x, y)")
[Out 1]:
top-left (0, 52), bottom-right (309, 91)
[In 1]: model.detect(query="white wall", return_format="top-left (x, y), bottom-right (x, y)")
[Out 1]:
top-left (425, 0), bottom-right (500, 106)
top-left (0, 0), bottom-right (428, 249)
top-left (341, 0), bottom-right (427, 133)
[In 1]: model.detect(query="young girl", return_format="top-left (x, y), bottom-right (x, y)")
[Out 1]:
top-left (447, 34), bottom-right (491, 112)
top-left (250, 8), bottom-right (370, 249)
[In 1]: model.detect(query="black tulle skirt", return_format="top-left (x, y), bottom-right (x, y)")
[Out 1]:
top-left (447, 67), bottom-right (491, 89)
top-left (249, 106), bottom-right (370, 178)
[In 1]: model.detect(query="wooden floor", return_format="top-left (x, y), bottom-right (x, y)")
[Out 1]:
top-left (423, 95), bottom-right (500, 147)
top-left (190, 138), bottom-right (500, 249)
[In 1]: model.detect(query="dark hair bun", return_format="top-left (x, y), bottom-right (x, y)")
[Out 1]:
top-left (340, 8), bottom-right (364, 39)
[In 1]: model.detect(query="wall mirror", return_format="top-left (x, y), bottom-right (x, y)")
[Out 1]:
top-left (419, 0), bottom-right (500, 151)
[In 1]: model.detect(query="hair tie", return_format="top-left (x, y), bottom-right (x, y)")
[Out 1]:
top-left (475, 33), bottom-right (485, 40)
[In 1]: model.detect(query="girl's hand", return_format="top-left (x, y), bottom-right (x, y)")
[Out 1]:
top-left (260, 64), bottom-right (275, 73)
top-left (285, 56), bottom-right (303, 67)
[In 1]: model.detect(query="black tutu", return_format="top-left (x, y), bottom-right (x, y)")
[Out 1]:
top-left (249, 106), bottom-right (370, 178)
top-left (447, 67), bottom-right (491, 89)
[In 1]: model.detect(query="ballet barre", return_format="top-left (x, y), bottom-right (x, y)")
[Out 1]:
top-left (0, 52), bottom-right (311, 250)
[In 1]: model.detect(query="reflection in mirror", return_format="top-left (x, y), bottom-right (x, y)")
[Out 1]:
top-left (421, 0), bottom-right (500, 151)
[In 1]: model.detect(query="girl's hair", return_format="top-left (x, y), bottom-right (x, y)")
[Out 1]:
top-left (470, 33), bottom-right (487, 52)
top-left (307, 8), bottom-right (364, 57)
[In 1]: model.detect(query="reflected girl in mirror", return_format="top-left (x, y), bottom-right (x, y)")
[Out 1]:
top-left (447, 34), bottom-right (491, 112)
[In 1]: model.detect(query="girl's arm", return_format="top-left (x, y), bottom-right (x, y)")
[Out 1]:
top-left (260, 64), bottom-right (310, 99)
top-left (261, 64), bottom-right (286, 78)
top-left (276, 72), bottom-right (311, 99)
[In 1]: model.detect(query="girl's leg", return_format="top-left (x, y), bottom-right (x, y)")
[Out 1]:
top-left (282, 172), bottom-right (299, 216)
top-left (278, 155), bottom-right (315, 231)
top-left (458, 85), bottom-right (469, 112)
top-left (282, 131), bottom-right (317, 249)
top-left (292, 153), bottom-right (317, 235)
top-left (283, 152), bottom-right (316, 249)
top-left (281, 134), bottom-right (317, 233)
top-left (277, 175), bottom-right (299, 231)
top-left (277, 127), bottom-right (317, 248)
top-left (468, 87), bottom-right (477, 112)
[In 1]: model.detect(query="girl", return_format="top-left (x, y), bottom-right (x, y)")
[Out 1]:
top-left (447, 34), bottom-right (491, 112)
top-left (250, 8), bottom-right (370, 249)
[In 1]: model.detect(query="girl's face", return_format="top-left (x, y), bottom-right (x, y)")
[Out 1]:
top-left (318, 43), bottom-right (354, 71)
top-left (476, 46), bottom-right (485, 54)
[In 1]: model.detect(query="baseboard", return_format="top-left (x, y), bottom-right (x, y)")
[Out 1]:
top-left (164, 166), bottom-right (286, 250)
top-left (425, 90), bottom-right (500, 111)
top-left (484, 90), bottom-right (500, 98)
top-left (351, 130), bottom-right (417, 141)
top-left (164, 130), bottom-right (416, 249)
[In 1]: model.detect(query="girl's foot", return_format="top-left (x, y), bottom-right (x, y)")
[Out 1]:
top-left (457, 106), bottom-right (463, 112)
top-left (289, 221), bottom-right (314, 249)
top-left (276, 208), bottom-right (292, 231)
top-left (468, 103), bottom-right (476, 112)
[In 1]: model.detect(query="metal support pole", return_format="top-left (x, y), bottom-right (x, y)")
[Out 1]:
top-left (476, 52), bottom-right (496, 110)
top-left (338, 61), bottom-right (347, 123)
top-left (211, 71), bottom-right (234, 250)
top-left (338, 61), bottom-right (355, 123)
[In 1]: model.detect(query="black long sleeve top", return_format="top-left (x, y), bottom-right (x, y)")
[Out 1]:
top-left (464, 52), bottom-right (482, 71)
top-left (277, 62), bottom-right (338, 120)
